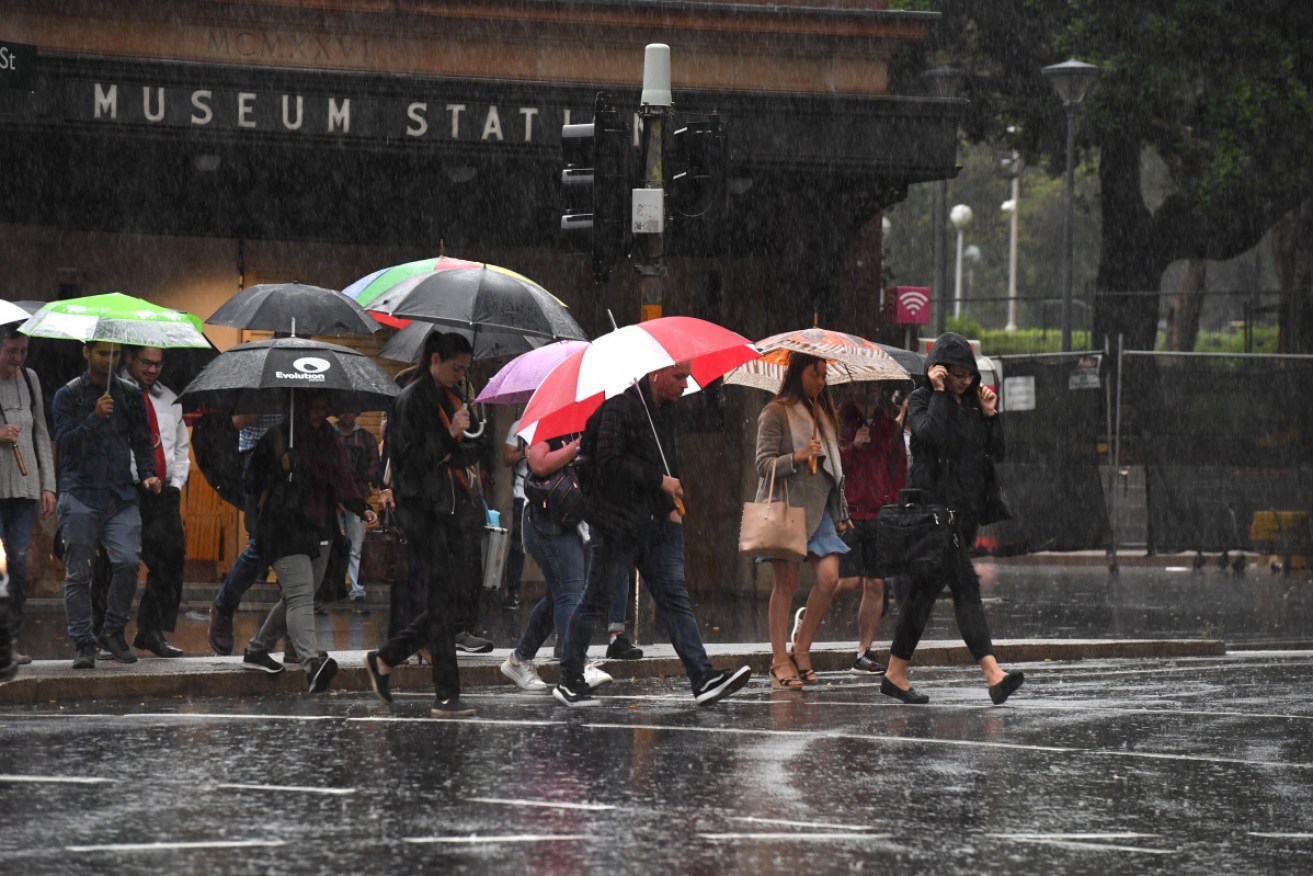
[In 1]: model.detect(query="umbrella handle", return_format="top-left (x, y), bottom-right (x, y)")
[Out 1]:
top-left (457, 380), bottom-right (485, 439)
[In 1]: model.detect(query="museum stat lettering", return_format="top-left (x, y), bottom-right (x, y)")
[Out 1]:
top-left (72, 80), bottom-right (580, 147)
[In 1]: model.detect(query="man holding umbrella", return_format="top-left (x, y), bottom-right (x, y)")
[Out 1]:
top-left (553, 360), bottom-right (752, 708)
top-left (53, 341), bottom-right (160, 668)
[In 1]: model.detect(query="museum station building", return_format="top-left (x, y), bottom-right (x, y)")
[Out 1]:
top-left (2, 0), bottom-right (959, 594)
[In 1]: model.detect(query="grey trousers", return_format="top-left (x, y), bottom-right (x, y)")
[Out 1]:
top-left (248, 545), bottom-right (330, 675)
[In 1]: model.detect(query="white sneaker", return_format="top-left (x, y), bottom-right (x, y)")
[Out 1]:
top-left (500, 655), bottom-right (549, 693)
top-left (583, 662), bottom-right (613, 689)
top-left (790, 607), bottom-right (806, 648)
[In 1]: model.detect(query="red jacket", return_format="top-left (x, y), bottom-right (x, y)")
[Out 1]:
top-left (837, 401), bottom-right (908, 521)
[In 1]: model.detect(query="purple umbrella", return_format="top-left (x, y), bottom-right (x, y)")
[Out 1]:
top-left (475, 340), bottom-right (590, 406)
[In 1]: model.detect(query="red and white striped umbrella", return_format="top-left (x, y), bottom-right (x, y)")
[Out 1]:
top-left (517, 316), bottom-right (760, 444)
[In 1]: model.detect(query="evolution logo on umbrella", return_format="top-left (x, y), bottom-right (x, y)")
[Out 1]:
top-left (275, 356), bottom-right (332, 381)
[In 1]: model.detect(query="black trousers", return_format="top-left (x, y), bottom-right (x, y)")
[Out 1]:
top-left (378, 503), bottom-right (476, 701)
top-left (889, 516), bottom-right (995, 663)
top-left (92, 486), bottom-right (185, 635)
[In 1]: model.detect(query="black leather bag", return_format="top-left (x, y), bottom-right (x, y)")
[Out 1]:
top-left (524, 464), bottom-right (586, 528)
top-left (876, 489), bottom-right (960, 579)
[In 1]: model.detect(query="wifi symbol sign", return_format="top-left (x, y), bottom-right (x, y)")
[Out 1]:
top-left (894, 286), bottom-right (932, 325)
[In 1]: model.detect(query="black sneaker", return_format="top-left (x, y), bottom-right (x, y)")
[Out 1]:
top-left (242, 649), bottom-right (285, 674)
top-left (98, 630), bottom-right (139, 664)
top-left (552, 676), bottom-right (599, 708)
top-left (851, 651), bottom-right (886, 675)
top-left (307, 657), bottom-right (339, 694)
top-left (694, 665), bottom-right (753, 706)
top-left (208, 605), bottom-right (234, 656)
top-left (351, 596), bottom-right (369, 616)
top-left (454, 631), bottom-right (493, 653)
top-left (72, 642), bottom-right (97, 670)
top-left (431, 696), bottom-right (477, 717)
top-left (606, 635), bottom-right (644, 660)
top-left (364, 651), bottom-right (392, 704)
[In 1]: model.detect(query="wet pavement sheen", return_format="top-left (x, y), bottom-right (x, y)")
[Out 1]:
top-left (2, 651), bottom-right (1312, 875)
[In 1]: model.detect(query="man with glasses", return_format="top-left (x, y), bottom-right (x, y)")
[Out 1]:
top-left (91, 346), bottom-right (190, 657)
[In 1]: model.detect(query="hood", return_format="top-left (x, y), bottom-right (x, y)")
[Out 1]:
top-left (925, 332), bottom-right (980, 389)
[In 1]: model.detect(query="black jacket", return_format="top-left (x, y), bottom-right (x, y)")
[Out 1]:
top-left (906, 333), bottom-right (1007, 521)
top-left (390, 370), bottom-right (477, 514)
top-left (580, 380), bottom-right (678, 537)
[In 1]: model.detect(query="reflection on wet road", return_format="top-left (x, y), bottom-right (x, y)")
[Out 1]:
top-left (3, 651), bottom-right (1311, 875)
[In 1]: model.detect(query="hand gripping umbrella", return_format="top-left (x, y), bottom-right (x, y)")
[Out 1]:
top-left (723, 327), bottom-right (913, 473)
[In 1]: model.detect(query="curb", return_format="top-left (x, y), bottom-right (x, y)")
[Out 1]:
top-left (0, 638), bottom-right (1225, 706)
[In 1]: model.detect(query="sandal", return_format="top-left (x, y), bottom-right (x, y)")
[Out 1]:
top-left (770, 660), bottom-right (803, 690)
top-left (790, 650), bottom-right (818, 684)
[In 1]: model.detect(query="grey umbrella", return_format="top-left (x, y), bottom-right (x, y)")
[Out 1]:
top-left (206, 283), bottom-right (381, 336)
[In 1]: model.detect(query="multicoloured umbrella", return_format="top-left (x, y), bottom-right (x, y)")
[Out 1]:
top-left (475, 340), bottom-right (590, 406)
top-left (341, 256), bottom-right (484, 329)
top-left (723, 327), bottom-right (911, 392)
top-left (362, 260), bottom-right (587, 343)
top-left (18, 293), bottom-right (209, 349)
top-left (517, 317), bottom-right (760, 445)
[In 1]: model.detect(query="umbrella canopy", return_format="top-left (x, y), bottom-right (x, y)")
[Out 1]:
top-left (475, 340), bottom-right (590, 406)
top-left (366, 261), bottom-right (587, 343)
top-left (723, 327), bottom-right (911, 391)
top-left (517, 316), bottom-right (760, 444)
top-left (0, 299), bottom-right (35, 325)
top-left (377, 320), bottom-right (556, 365)
top-left (18, 293), bottom-right (210, 349)
top-left (177, 337), bottom-right (399, 415)
top-left (206, 282), bottom-right (380, 336)
top-left (342, 255), bottom-right (484, 329)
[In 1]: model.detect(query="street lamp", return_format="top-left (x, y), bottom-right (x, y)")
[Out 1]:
top-left (950, 203), bottom-right (973, 319)
top-left (923, 66), bottom-right (966, 338)
top-left (1043, 57), bottom-right (1100, 351)
top-left (1000, 142), bottom-right (1023, 331)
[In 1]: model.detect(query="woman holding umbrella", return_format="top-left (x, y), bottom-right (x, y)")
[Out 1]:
top-left (752, 352), bottom-right (851, 689)
top-left (240, 390), bottom-right (377, 693)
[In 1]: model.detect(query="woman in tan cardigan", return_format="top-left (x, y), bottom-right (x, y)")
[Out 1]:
top-left (752, 352), bottom-right (850, 689)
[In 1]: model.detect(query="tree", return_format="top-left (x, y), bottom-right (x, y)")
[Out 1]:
top-left (893, 0), bottom-right (1313, 352)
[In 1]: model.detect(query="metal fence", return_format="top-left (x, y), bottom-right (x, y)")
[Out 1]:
top-left (991, 349), bottom-right (1313, 564)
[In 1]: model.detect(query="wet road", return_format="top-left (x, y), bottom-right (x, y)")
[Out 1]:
top-left (3, 650), bottom-right (1312, 875)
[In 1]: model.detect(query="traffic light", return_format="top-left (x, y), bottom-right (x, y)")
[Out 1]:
top-left (559, 93), bottom-right (631, 283)
top-left (666, 115), bottom-right (726, 254)
top-left (667, 116), bottom-right (725, 218)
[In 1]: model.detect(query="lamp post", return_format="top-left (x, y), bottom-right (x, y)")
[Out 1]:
top-left (1000, 146), bottom-right (1022, 331)
top-left (1043, 57), bottom-right (1100, 352)
top-left (923, 66), bottom-right (966, 338)
top-left (950, 203), bottom-right (973, 320)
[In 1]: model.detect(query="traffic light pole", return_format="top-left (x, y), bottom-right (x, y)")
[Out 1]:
top-left (636, 44), bottom-right (672, 323)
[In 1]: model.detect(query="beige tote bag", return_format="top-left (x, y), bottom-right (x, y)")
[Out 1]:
top-left (738, 458), bottom-right (808, 561)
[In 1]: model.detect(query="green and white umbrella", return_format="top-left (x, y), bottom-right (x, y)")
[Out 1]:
top-left (18, 293), bottom-right (209, 349)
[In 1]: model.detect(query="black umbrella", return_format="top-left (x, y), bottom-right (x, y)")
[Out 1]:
top-left (874, 343), bottom-right (927, 377)
top-left (366, 263), bottom-right (587, 343)
top-left (177, 337), bottom-right (399, 416)
top-left (206, 282), bottom-right (381, 336)
top-left (376, 321), bottom-right (555, 365)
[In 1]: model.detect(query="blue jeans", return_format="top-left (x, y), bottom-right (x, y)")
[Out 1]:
top-left (213, 488), bottom-right (268, 616)
top-left (58, 492), bottom-right (140, 645)
top-left (339, 510), bottom-right (365, 599)
top-left (561, 518), bottom-right (713, 689)
top-left (514, 510), bottom-right (587, 662)
top-left (0, 498), bottom-right (37, 637)
top-left (503, 497), bottom-right (526, 597)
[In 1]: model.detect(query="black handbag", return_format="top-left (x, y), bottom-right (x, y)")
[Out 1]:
top-left (876, 489), bottom-right (960, 579)
top-left (524, 464), bottom-right (587, 528)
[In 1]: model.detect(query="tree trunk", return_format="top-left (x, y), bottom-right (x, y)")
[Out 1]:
top-left (1274, 199), bottom-right (1313, 354)
top-left (1163, 260), bottom-right (1206, 352)
top-left (1092, 138), bottom-right (1164, 354)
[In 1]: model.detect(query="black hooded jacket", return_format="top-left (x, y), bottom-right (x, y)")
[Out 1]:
top-left (906, 333), bottom-right (1006, 521)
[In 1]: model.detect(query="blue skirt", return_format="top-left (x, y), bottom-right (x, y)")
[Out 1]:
top-left (808, 509), bottom-right (850, 558)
